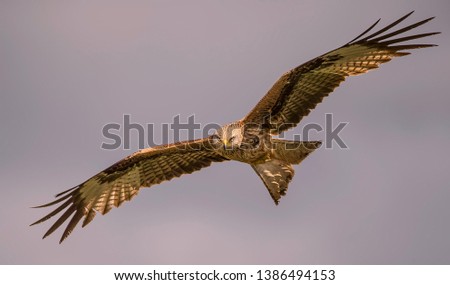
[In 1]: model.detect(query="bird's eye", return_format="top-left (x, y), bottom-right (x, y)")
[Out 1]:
top-left (229, 136), bottom-right (235, 143)
top-left (210, 134), bottom-right (220, 142)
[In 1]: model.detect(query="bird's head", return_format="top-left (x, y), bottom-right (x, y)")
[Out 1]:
top-left (210, 122), bottom-right (244, 150)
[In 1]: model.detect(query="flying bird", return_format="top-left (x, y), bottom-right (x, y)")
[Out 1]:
top-left (32, 11), bottom-right (439, 243)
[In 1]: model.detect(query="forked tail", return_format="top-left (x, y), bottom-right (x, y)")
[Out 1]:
top-left (252, 140), bottom-right (321, 204)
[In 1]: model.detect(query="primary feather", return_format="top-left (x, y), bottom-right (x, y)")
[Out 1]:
top-left (243, 11), bottom-right (439, 134)
top-left (31, 139), bottom-right (227, 243)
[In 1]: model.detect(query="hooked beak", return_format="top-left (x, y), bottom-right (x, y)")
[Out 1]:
top-left (222, 139), bottom-right (232, 149)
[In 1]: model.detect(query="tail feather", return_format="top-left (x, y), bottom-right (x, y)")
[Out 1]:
top-left (252, 140), bottom-right (321, 204)
top-left (252, 160), bottom-right (294, 205)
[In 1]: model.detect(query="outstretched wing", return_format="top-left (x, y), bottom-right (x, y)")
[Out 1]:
top-left (31, 138), bottom-right (227, 243)
top-left (243, 11), bottom-right (439, 134)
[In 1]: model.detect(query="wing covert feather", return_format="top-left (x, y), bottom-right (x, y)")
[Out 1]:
top-left (243, 12), bottom-right (438, 134)
top-left (31, 138), bottom-right (227, 243)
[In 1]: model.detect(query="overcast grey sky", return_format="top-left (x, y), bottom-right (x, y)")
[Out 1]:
top-left (1, 0), bottom-right (449, 264)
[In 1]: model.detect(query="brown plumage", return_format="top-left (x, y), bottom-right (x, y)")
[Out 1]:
top-left (244, 11), bottom-right (439, 134)
top-left (31, 139), bottom-right (228, 242)
top-left (32, 11), bottom-right (438, 243)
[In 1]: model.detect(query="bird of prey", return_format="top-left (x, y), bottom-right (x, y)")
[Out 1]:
top-left (31, 11), bottom-right (438, 243)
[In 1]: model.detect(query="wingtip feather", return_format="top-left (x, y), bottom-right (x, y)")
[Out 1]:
top-left (369, 17), bottom-right (437, 43)
top-left (357, 11), bottom-right (417, 43)
top-left (347, 18), bottom-right (381, 44)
